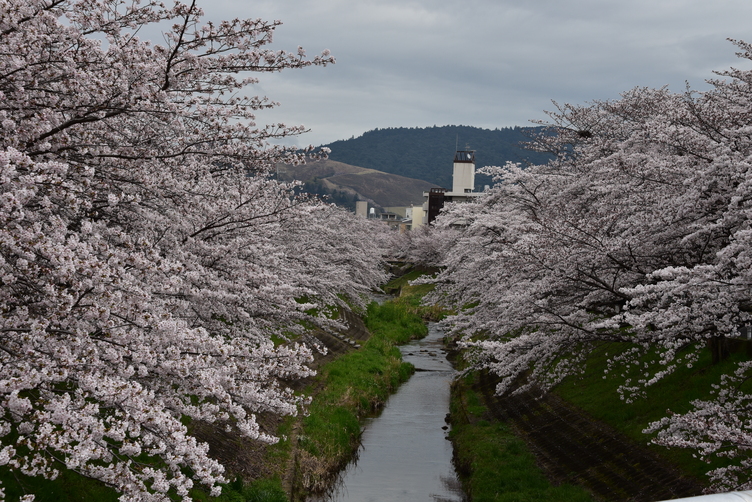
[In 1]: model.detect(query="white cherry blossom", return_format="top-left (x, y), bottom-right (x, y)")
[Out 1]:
top-left (0, 1), bottom-right (386, 499)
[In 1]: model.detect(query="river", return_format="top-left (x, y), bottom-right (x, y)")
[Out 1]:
top-left (310, 322), bottom-right (466, 502)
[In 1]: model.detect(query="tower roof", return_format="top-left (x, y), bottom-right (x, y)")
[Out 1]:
top-left (454, 150), bottom-right (475, 163)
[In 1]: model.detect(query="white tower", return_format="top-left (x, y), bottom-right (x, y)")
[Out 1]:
top-left (452, 151), bottom-right (475, 194)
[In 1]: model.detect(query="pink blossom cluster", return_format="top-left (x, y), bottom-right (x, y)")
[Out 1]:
top-left (425, 40), bottom-right (752, 490)
top-left (0, 1), bottom-right (386, 500)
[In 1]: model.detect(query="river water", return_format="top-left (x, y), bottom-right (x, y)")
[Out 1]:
top-left (310, 323), bottom-right (466, 502)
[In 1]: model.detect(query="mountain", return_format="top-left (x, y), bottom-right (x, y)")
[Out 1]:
top-left (277, 159), bottom-right (435, 209)
top-left (318, 125), bottom-right (552, 189)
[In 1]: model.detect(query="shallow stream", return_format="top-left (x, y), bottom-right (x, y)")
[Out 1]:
top-left (310, 323), bottom-right (466, 502)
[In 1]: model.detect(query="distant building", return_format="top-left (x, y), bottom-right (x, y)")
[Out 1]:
top-left (355, 200), bottom-right (368, 218)
top-left (378, 205), bottom-right (425, 232)
top-left (422, 151), bottom-right (483, 225)
top-left (377, 211), bottom-right (404, 231)
top-left (384, 206), bottom-right (408, 218)
top-left (378, 212), bottom-right (401, 222)
top-left (451, 150), bottom-right (476, 195)
top-left (410, 204), bottom-right (425, 229)
top-left (425, 187), bottom-right (447, 225)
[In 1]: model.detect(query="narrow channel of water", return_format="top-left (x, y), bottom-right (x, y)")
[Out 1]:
top-left (310, 323), bottom-right (466, 502)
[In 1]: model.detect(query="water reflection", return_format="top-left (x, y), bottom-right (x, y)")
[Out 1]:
top-left (310, 323), bottom-right (466, 502)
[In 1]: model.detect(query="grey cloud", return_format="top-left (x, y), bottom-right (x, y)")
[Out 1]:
top-left (206, 0), bottom-right (752, 146)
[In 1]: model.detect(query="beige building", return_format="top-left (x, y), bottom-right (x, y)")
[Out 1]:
top-left (410, 204), bottom-right (425, 229)
top-left (384, 206), bottom-right (408, 218)
top-left (355, 200), bottom-right (368, 218)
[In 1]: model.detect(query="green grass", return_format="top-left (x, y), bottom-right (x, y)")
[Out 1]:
top-left (240, 479), bottom-right (288, 502)
top-left (363, 300), bottom-right (429, 344)
top-left (554, 341), bottom-right (752, 483)
top-left (0, 466), bottom-right (119, 502)
top-left (191, 477), bottom-right (289, 502)
top-left (450, 374), bottom-right (594, 502)
top-left (382, 268), bottom-right (448, 321)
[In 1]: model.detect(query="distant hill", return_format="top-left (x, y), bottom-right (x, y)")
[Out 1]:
top-left (318, 125), bottom-right (552, 189)
top-left (277, 159), bottom-right (435, 209)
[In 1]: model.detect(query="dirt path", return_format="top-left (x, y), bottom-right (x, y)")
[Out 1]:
top-left (475, 371), bottom-right (705, 501)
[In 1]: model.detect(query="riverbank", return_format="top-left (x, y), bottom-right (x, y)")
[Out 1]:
top-left (446, 341), bottom-right (733, 501)
top-left (239, 268), bottom-right (741, 502)
top-left (449, 372), bottom-right (594, 502)
top-left (170, 271), bottom-right (437, 502)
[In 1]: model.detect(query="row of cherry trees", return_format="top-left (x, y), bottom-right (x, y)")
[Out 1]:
top-left (0, 1), bottom-right (388, 500)
top-left (425, 40), bottom-right (752, 491)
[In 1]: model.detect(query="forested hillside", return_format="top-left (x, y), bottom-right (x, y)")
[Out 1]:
top-left (319, 125), bottom-right (552, 189)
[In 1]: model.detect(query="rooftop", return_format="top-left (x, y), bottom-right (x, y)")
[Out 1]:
top-left (454, 150), bottom-right (475, 163)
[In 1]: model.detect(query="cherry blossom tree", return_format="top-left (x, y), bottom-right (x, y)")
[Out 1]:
top-left (385, 224), bottom-right (459, 268)
top-left (0, 1), bottom-right (387, 500)
top-left (428, 40), bottom-right (752, 490)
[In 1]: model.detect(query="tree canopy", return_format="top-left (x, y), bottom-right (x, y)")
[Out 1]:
top-left (0, 1), bottom-right (387, 500)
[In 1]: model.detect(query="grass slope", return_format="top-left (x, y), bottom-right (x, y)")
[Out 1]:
top-left (448, 340), bottom-right (749, 500)
top-left (450, 373), bottom-right (595, 502)
top-left (555, 342), bottom-right (752, 483)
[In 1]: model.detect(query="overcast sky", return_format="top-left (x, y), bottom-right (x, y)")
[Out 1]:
top-left (202, 0), bottom-right (752, 147)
